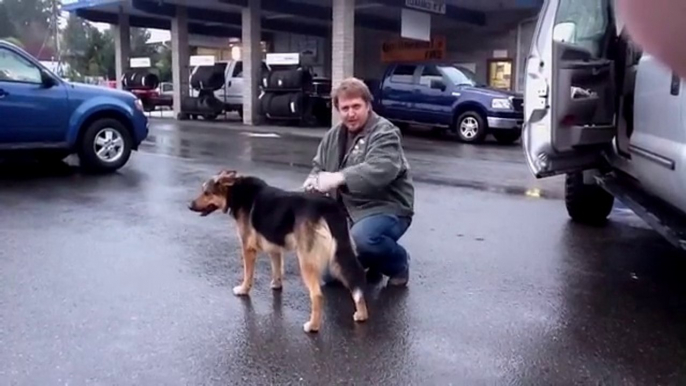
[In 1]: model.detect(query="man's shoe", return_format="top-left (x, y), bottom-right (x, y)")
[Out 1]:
top-left (387, 266), bottom-right (409, 287)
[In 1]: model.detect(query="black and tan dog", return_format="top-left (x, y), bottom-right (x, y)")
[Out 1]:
top-left (188, 170), bottom-right (368, 333)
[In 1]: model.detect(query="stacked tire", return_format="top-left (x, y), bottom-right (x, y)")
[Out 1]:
top-left (260, 93), bottom-right (304, 118)
top-left (259, 67), bottom-right (313, 122)
top-left (190, 64), bottom-right (226, 91)
top-left (261, 68), bottom-right (313, 91)
top-left (184, 63), bottom-right (227, 120)
top-left (122, 70), bottom-right (160, 90)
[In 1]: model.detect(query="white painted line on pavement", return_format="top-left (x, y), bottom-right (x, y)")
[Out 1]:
top-left (241, 132), bottom-right (281, 138)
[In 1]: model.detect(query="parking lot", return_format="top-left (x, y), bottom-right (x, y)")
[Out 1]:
top-left (2, 120), bottom-right (686, 385)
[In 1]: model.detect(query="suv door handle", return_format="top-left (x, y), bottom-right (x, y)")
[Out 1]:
top-left (0, 89), bottom-right (7, 98)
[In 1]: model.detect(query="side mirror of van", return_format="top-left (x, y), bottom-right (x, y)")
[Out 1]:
top-left (553, 22), bottom-right (576, 43)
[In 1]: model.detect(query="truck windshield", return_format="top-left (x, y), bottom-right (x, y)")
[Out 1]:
top-left (439, 65), bottom-right (478, 86)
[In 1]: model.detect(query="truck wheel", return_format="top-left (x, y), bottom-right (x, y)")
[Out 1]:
top-left (493, 131), bottom-right (521, 145)
top-left (455, 111), bottom-right (487, 143)
top-left (78, 118), bottom-right (133, 173)
top-left (565, 172), bottom-right (615, 225)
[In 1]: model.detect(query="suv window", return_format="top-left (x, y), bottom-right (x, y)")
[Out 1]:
top-left (390, 65), bottom-right (416, 84)
top-left (0, 48), bottom-right (42, 83)
top-left (555, 0), bottom-right (610, 57)
top-left (419, 65), bottom-right (443, 87)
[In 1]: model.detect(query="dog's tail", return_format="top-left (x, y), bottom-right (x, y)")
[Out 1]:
top-left (321, 209), bottom-right (366, 292)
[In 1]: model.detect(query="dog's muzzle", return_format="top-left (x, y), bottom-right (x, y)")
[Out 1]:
top-left (188, 202), bottom-right (217, 216)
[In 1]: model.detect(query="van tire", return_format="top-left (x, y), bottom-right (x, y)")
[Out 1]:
top-left (78, 118), bottom-right (133, 173)
top-left (565, 172), bottom-right (615, 225)
top-left (455, 111), bottom-right (487, 143)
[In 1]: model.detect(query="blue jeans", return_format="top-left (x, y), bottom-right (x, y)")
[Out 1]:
top-left (324, 214), bottom-right (411, 283)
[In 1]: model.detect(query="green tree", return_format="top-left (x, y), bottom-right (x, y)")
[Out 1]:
top-left (62, 15), bottom-right (96, 77)
top-left (152, 43), bottom-right (172, 82)
top-left (84, 27), bottom-right (115, 79)
top-left (2, 0), bottom-right (52, 48)
top-left (0, 2), bottom-right (18, 39)
top-left (130, 27), bottom-right (155, 58)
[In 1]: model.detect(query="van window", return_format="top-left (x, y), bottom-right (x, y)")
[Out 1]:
top-left (555, 0), bottom-right (610, 57)
top-left (390, 65), bottom-right (416, 84)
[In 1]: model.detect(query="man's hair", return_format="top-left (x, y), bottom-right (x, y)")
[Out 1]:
top-left (332, 77), bottom-right (373, 109)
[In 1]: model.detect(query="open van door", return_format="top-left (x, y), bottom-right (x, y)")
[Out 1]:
top-left (523, 0), bottom-right (619, 178)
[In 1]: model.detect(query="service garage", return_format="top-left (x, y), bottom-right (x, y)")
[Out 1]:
top-left (62, 0), bottom-right (542, 126)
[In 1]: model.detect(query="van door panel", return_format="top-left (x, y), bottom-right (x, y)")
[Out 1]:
top-left (552, 42), bottom-right (616, 152)
top-left (522, 0), bottom-right (617, 178)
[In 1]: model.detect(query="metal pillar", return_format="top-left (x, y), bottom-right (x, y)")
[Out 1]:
top-left (171, 6), bottom-right (190, 118)
top-left (331, 0), bottom-right (355, 126)
top-left (242, 0), bottom-right (262, 125)
top-left (113, 10), bottom-right (130, 90)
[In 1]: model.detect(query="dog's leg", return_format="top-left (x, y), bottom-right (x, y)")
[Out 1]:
top-left (233, 246), bottom-right (257, 296)
top-left (351, 288), bottom-right (369, 323)
top-left (330, 263), bottom-right (369, 323)
top-left (269, 252), bottom-right (284, 290)
top-left (298, 255), bottom-right (323, 333)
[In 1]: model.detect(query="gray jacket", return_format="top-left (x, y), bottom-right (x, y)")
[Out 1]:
top-left (308, 112), bottom-right (415, 223)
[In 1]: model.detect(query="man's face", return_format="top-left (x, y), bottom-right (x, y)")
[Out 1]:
top-left (337, 96), bottom-right (370, 133)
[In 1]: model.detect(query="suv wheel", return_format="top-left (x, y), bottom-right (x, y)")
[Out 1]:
top-left (565, 172), bottom-right (615, 225)
top-left (78, 118), bottom-right (133, 173)
top-left (493, 131), bottom-right (521, 145)
top-left (455, 111), bottom-right (487, 143)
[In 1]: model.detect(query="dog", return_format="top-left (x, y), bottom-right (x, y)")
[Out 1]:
top-left (188, 170), bottom-right (369, 333)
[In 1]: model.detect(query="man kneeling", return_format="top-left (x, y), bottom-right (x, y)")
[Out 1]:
top-left (303, 77), bottom-right (415, 287)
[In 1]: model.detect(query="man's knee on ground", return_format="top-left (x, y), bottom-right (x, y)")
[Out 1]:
top-left (351, 228), bottom-right (382, 256)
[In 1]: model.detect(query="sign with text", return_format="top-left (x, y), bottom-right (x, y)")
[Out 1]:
top-left (129, 57), bottom-right (151, 68)
top-left (381, 36), bottom-right (446, 63)
top-left (266, 53), bottom-right (300, 66)
top-left (404, 0), bottom-right (446, 15)
top-left (401, 8), bottom-right (431, 41)
top-left (190, 55), bottom-right (216, 66)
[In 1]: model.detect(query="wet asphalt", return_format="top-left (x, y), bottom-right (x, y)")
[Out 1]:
top-left (2, 118), bottom-right (686, 385)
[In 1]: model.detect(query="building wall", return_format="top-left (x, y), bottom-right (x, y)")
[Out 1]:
top-left (269, 13), bottom-right (539, 93)
top-left (272, 32), bottom-right (328, 77)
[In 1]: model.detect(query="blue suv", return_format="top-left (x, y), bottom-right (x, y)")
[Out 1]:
top-left (0, 40), bottom-right (149, 172)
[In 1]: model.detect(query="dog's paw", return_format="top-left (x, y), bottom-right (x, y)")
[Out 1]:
top-left (353, 311), bottom-right (368, 323)
top-left (303, 321), bottom-right (319, 333)
top-left (270, 279), bottom-right (283, 290)
top-left (232, 285), bottom-right (251, 296)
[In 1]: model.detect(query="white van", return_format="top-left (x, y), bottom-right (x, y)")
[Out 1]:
top-left (523, 0), bottom-right (686, 249)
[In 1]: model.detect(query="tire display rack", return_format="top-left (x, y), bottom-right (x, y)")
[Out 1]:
top-left (259, 53), bottom-right (331, 127)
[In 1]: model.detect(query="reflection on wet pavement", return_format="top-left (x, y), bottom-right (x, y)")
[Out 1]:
top-left (142, 121), bottom-right (565, 199)
top-left (1, 125), bottom-right (686, 383)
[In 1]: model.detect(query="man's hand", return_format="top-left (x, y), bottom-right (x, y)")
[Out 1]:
top-left (314, 172), bottom-right (345, 193)
top-left (302, 175), bottom-right (318, 192)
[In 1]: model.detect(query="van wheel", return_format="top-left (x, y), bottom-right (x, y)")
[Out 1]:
top-left (455, 111), bottom-right (487, 143)
top-left (565, 172), bottom-right (615, 225)
top-left (78, 118), bottom-right (133, 173)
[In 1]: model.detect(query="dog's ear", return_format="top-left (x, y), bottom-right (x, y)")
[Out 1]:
top-left (215, 170), bottom-right (238, 186)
